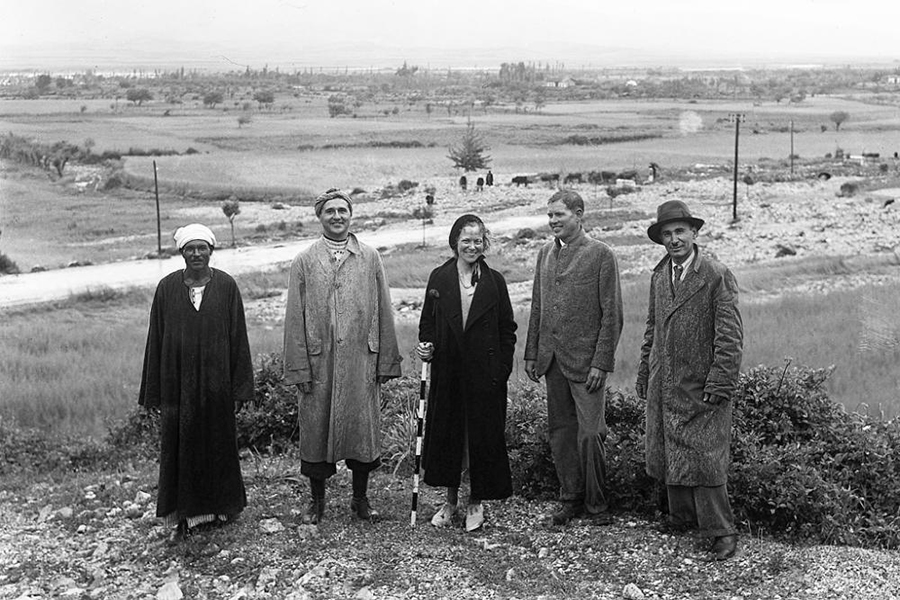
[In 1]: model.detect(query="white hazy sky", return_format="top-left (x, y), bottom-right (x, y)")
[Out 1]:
top-left (2, 0), bottom-right (899, 69)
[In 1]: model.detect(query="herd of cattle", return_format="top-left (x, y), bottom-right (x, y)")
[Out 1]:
top-left (508, 169), bottom-right (641, 187)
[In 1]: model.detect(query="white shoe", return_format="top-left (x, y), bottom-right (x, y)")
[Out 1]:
top-left (430, 503), bottom-right (457, 527)
top-left (465, 502), bottom-right (484, 532)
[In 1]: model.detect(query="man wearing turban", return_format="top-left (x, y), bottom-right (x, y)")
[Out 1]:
top-left (139, 223), bottom-right (254, 541)
top-left (283, 189), bottom-right (402, 524)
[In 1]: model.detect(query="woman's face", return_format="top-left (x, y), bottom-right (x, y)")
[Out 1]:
top-left (455, 224), bottom-right (485, 265)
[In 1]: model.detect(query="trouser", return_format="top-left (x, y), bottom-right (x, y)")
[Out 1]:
top-left (545, 359), bottom-right (609, 514)
top-left (300, 457), bottom-right (381, 480)
top-left (667, 484), bottom-right (736, 538)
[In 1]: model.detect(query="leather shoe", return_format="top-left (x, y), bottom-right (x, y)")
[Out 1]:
top-left (585, 511), bottom-right (614, 526)
top-left (350, 496), bottom-right (380, 522)
top-left (302, 497), bottom-right (325, 525)
top-left (465, 503), bottom-right (485, 532)
top-left (430, 503), bottom-right (458, 528)
top-left (548, 502), bottom-right (583, 526)
top-left (656, 519), bottom-right (693, 535)
top-left (708, 535), bottom-right (738, 561)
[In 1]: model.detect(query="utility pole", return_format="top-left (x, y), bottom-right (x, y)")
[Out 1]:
top-left (728, 113), bottom-right (745, 221)
top-left (153, 160), bottom-right (162, 256)
top-left (790, 120), bottom-right (795, 175)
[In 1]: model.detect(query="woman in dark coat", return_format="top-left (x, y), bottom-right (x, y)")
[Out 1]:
top-left (416, 214), bottom-right (517, 531)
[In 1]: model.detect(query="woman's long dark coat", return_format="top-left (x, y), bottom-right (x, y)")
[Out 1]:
top-left (139, 269), bottom-right (253, 520)
top-left (418, 258), bottom-right (517, 500)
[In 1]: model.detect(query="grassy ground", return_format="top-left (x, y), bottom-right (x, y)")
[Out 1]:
top-left (3, 252), bottom-right (900, 438)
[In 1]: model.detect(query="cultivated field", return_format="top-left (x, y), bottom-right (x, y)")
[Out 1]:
top-left (2, 92), bottom-right (900, 437)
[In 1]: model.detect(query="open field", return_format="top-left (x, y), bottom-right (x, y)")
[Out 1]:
top-left (3, 92), bottom-right (900, 436)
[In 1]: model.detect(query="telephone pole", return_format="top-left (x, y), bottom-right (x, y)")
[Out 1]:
top-left (728, 113), bottom-right (745, 220)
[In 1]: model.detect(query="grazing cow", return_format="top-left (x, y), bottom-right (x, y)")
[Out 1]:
top-left (485, 170), bottom-right (494, 186)
top-left (476, 177), bottom-right (484, 191)
top-left (459, 175), bottom-right (467, 191)
top-left (539, 172), bottom-right (560, 187)
top-left (563, 172), bottom-right (583, 185)
top-left (511, 175), bottom-right (530, 187)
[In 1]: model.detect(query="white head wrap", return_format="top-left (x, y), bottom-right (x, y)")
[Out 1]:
top-left (174, 223), bottom-right (216, 250)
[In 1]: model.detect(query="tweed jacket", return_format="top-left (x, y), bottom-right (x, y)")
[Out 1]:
top-left (525, 228), bottom-right (623, 381)
top-left (637, 245), bottom-right (743, 486)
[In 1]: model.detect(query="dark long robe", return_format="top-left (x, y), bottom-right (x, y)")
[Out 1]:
top-left (139, 268), bottom-right (253, 520)
top-left (418, 258), bottom-right (517, 500)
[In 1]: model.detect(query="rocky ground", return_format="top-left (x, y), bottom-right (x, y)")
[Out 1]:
top-left (4, 165), bottom-right (900, 599)
top-left (2, 455), bottom-right (900, 600)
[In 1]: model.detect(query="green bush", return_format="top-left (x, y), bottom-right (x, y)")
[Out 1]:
top-left (236, 353), bottom-right (299, 453)
top-left (506, 384), bottom-right (558, 499)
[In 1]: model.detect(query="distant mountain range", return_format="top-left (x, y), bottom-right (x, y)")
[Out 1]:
top-left (1, 39), bottom-right (896, 73)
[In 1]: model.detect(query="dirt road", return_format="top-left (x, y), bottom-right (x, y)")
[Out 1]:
top-left (0, 214), bottom-right (547, 308)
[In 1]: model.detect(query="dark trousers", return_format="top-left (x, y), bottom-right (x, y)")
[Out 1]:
top-left (667, 484), bottom-right (736, 538)
top-left (545, 359), bottom-right (609, 514)
top-left (300, 457), bottom-right (381, 481)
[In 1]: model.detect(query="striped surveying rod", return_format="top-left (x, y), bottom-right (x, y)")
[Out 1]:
top-left (410, 360), bottom-right (430, 526)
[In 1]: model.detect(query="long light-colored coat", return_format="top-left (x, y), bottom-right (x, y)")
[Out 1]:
top-left (283, 234), bottom-right (402, 464)
top-left (636, 246), bottom-right (743, 487)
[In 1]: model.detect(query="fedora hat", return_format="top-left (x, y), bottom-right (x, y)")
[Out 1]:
top-left (647, 200), bottom-right (705, 245)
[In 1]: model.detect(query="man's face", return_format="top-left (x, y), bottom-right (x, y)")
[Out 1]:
top-left (659, 221), bottom-right (697, 263)
top-left (181, 240), bottom-right (212, 271)
top-left (318, 198), bottom-right (352, 239)
top-left (547, 201), bottom-right (581, 243)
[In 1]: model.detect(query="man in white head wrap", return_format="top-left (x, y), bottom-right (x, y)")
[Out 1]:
top-left (140, 222), bottom-right (252, 542)
top-left (174, 223), bottom-right (217, 251)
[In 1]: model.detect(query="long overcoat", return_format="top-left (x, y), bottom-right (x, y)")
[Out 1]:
top-left (139, 269), bottom-right (253, 520)
top-left (283, 234), bottom-right (402, 464)
top-left (636, 246), bottom-right (743, 487)
top-left (418, 258), bottom-right (517, 500)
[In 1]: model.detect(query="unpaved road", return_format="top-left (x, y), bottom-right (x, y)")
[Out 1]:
top-left (0, 214), bottom-right (548, 308)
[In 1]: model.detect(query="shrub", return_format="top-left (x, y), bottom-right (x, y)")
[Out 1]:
top-left (506, 384), bottom-right (558, 499)
top-left (235, 353), bottom-right (299, 453)
top-left (838, 182), bottom-right (859, 197)
top-left (0, 252), bottom-right (20, 275)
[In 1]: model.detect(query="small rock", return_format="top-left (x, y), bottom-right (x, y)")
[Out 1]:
top-left (61, 588), bottom-right (87, 597)
top-left (623, 583), bottom-right (645, 599)
top-left (538, 547), bottom-right (550, 559)
top-left (134, 491), bottom-right (152, 505)
top-left (156, 581), bottom-right (183, 600)
top-left (354, 587), bottom-right (375, 600)
top-left (505, 568), bottom-right (516, 582)
top-left (76, 524), bottom-right (88, 534)
top-left (57, 507), bottom-right (74, 519)
top-left (259, 518), bottom-right (285, 534)
top-left (37, 505), bottom-right (53, 522)
top-left (91, 541), bottom-right (109, 559)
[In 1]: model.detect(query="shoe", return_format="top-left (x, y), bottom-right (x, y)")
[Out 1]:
top-left (708, 535), bottom-right (738, 561)
top-left (465, 503), bottom-right (484, 532)
top-left (430, 503), bottom-right (458, 528)
top-left (656, 519), bottom-right (693, 535)
top-left (585, 511), bottom-right (614, 526)
top-left (549, 502), bottom-right (583, 526)
top-left (166, 520), bottom-right (189, 545)
top-left (301, 497), bottom-right (324, 525)
top-left (350, 496), bottom-right (380, 522)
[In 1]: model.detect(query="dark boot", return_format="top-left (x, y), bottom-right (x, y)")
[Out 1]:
top-left (302, 477), bottom-right (325, 525)
top-left (350, 469), bottom-right (379, 521)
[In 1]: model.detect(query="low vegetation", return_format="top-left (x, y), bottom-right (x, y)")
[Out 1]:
top-left (2, 354), bottom-right (898, 550)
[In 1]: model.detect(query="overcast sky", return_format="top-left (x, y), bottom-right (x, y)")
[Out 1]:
top-left (2, 0), bottom-right (899, 70)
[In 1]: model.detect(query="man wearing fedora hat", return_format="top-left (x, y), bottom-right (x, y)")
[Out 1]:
top-left (636, 200), bottom-right (743, 561)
